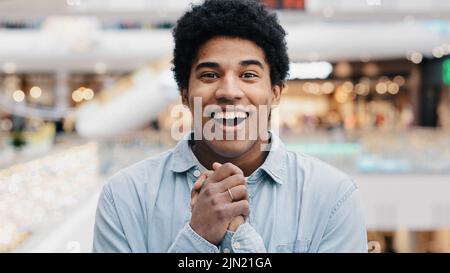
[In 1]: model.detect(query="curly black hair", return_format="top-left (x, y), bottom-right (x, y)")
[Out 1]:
top-left (172, 0), bottom-right (289, 91)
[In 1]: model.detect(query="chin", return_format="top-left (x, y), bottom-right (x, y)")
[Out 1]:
top-left (207, 139), bottom-right (256, 158)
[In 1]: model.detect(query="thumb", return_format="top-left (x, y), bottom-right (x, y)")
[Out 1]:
top-left (212, 162), bottom-right (222, 170)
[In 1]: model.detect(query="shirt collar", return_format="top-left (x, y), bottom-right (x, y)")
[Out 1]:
top-left (255, 132), bottom-right (287, 185)
top-left (169, 131), bottom-right (288, 185)
top-left (169, 132), bottom-right (198, 173)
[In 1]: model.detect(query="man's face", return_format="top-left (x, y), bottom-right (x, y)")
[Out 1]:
top-left (182, 36), bottom-right (282, 158)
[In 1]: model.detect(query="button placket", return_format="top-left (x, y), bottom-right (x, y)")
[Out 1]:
top-left (233, 241), bottom-right (241, 249)
top-left (193, 169), bottom-right (201, 178)
top-left (247, 185), bottom-right (256, 225)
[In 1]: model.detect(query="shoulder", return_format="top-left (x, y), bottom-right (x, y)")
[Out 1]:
top-left (286, 150), bottom-right (358, 209)
top-left (103, 148), bottom-right (175, 203)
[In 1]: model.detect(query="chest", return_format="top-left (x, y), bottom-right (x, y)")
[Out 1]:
top-left (146, 175), bottom-right (310, 252)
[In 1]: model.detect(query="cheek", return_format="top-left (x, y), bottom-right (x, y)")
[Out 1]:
top-left (246, 87), bottom-right (272, 106)
top-left (187, 87), bottom-right (205, 105)
top-left (189, 82), bottom-right (214, 97)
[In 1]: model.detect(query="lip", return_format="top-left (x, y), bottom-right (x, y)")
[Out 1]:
top-left (217, 105), bottom-right (250, 112)
top-left (202, 104), bottom-right (256, 136)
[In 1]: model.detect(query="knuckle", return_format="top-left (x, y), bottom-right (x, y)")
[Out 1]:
top-left (235, 174), bottom-right (245, 183)
top-left (214, 205), bottom-right (227, 220)
top-left (210, 195), bottom-right (221, 206)
top-left (243, 203), bottom-right (250, 216)
top-left (234, 166), bottom-right (244, 175)
top-left (224, 163), bottom-right (243, 175)
top-left (203, 185), bottom-right (214, 196)
top-left (242, 200), bottom-right (250, 210)
top-left (234, 185), bottom-right (247, 199)
top-left (245, 208), bottom-right (250, 216)
top-left (223, 162), bottom-right (234, 168)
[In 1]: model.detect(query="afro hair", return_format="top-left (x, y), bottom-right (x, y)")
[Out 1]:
top-left (172, 0), bottom-right (289, 91)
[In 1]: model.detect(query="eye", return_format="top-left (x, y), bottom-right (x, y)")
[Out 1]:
top-left (241, 72), bottom-right (258, 79)
top-left (200, 72), bottom-right (219, 79)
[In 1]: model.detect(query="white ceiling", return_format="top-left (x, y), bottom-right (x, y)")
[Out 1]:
top-left (2, 0), bottom-right (450, 22)
top-left (1, 0), bottom-right (450, 72)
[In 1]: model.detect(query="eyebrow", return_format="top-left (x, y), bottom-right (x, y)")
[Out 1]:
top-left (195, 62), bottom-right (220, 71)
top-left (240, 59), bottom-right (264, 70)
top-left (194, 59), bottom-right (264, 71)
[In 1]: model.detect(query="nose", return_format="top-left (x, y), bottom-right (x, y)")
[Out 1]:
top-left (214, 73), bottom-right (244, 103)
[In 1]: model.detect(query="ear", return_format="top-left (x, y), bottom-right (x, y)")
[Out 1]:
top-left (271, 82), bottom-right (286, 106)
top-left (181, 88), bottom-right (189, 107)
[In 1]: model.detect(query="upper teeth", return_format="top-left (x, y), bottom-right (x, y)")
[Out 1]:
top-left (214, 112), bottom-right (247, 120)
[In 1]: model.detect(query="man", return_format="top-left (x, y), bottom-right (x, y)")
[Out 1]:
top-left (93, 0), bottom-right (368, 253)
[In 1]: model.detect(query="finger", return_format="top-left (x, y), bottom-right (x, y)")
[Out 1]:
top-left (221, 184), bottom-right (248, 202)
top-left (215, 174), bottom-right (247, 193)
top-left (208, 162), bottom-right (243, 183)
top-left (191, 173), bottom-right (208, 207)
top-left (228, 215), bottom-right (245, 231)
top-left (192, 173), bottom-right (207, 192)
top-left (230, 185), bottom-right (249, 201)
top-left (199, 171), bottom-right (245, 198)
top-left (197, 170), bottom-right (215, 194)
top-left (203, 170), bottom-right (214, 177)
top-left (212, 162), bottom-right (222, 170)
top-left (191, 191), bottom-right (199, 208)
top-left (226, 200), bottom-right (250, 218)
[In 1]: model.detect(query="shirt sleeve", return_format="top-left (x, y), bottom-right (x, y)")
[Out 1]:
top-left (167, 222), bottom-right (220, 253)
top-left (318, 184), bottom-right (368, 253)
top-left (219, 222), bottom-right (266, 253)
top-left (93, 181), bottom-right (220, 253)
top-left (92, 183), bottom-right (132, 253)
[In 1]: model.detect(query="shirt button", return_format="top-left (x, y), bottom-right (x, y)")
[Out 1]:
top-left (193, 170), bottom-right (201, 178)
top-left (223, 248), bottom-right (230, 253)
top-left (233, 242), bottom-right (241, 249)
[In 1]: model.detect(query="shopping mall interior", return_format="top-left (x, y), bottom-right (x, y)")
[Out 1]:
top-left (1, 0), bottom-right (450, 253)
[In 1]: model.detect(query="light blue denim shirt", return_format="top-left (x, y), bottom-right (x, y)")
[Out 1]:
top-left (92, 132), bottom-right (368, 253)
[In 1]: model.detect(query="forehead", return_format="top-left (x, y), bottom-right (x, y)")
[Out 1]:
top-left (194, 36), bottom-right (267, 66)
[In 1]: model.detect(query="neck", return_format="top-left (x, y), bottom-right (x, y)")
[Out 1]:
top-left (191, 139), bottom-right (269, 177)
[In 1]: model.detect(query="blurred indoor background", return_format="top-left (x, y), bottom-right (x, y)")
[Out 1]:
top-left (1, 0), bottom-right (450, 253)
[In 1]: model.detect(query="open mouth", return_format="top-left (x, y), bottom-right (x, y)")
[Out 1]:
top-left (211, 111), bottom-right (250, 127)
